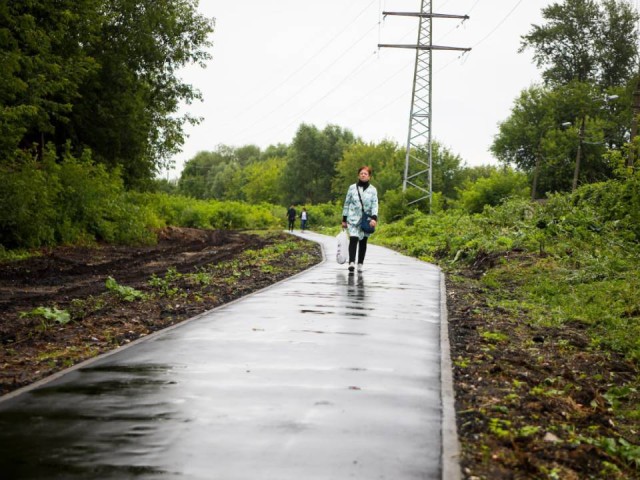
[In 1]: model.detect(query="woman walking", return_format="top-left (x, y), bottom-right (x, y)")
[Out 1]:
top-left (341, 166), bottom-right (378, 273)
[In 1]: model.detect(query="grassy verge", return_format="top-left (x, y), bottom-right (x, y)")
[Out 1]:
top-left (372, 179), bottom-right (640, 478)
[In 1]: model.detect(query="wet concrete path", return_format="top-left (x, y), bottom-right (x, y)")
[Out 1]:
top-left (0, 231), bottom-right (459, 479)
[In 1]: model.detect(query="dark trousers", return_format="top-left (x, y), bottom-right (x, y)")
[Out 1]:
top-left (288, 219), bottom-right (295, 231)
top-left (348, 236), bottom-right (368, 264)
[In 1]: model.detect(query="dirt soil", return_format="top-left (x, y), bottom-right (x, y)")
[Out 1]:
top-left (0, 227), bottom-right (321, 396)
top-left (446, 264), bottom-right (639, 479)
top-left (1, 230), bottom-right (638, 478)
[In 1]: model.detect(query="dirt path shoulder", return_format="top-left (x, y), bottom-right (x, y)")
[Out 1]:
top-left (0, 228), bottom-right (322, 396)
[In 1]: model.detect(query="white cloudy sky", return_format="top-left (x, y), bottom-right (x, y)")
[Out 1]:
top-left (168, 0), bottom-right (557, 178)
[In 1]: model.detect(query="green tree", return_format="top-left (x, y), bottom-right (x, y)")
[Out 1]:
top-left (178, 151), bottom-right (222, 199)
top-left (492, 85), bottom-right (563, 197)
top-left (261, 143), bottom-right (289, 161)
top-left (234, 145), bottom-right (261, 166)
top-left (152, 178), bottom-right (179, 195)
top-left (332, 141), bottom-right (403, 200)
top-left (67, 0), bottom-right (215, 187)
top-left (430, 143), bottom-right (467, 201)
top-left (179, 145), bottom-right (272, 201)
top-left (520, 0), bottom-right (638, 88)
top-left (0, 0), bottom-right (214, 188)
top-left (492, 81), bottom-right (628, 195)
top-left (242, 157), bottom-right (286, 204)
top-left (0, 0), bottom-right (101, 160)
top-left (281, 124), bottom-right (356, 204)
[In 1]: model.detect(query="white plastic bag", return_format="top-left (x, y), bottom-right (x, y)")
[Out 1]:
top-left (336, 230), bottom-right (349, 264)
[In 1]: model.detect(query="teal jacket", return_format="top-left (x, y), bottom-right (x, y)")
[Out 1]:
top-left (342, 182), bottom-right (378, 239)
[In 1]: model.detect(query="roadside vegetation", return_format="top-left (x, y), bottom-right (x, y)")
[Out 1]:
top-left (370, 169), bottom-right (640, 478)
top-left (1, 0), bottom-right (640, 478)
top-left (1, 231), bottom-right (322, 395)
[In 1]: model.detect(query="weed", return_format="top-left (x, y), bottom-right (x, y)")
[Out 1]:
top-left (20, 307), bottom-right (71, 331)
top-left (488, 418), bottom-right (512, 439)
top-left (517, 425), bottom-right (541, 438)
top-left (604, 385), bottom-right (637, 411)
top-left (189, 270), bottom-right (212, 286)
top-left (504, 393), bottom-right (520, 402)
top-left (480, 329), bottom-right (508, 343)
top-left (580, 436), bottom-right (640, 470)
top-left (148, 267), bottom-right (185, 296)
top-left (105, 276), bottom-right (146, 301)
top-left (454, 356), bottom-right (470, 368)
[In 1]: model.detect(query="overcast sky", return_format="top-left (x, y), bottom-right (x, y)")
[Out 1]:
top-left (168, 0), bottom-right (557, 178)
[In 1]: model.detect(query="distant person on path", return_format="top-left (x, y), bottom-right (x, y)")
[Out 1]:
top-left (287, 205), bottom-right (297, 232)
top-left (300, 208), bottom-right (308, 232)
top-left (341, 166), bottom-right (378, 273)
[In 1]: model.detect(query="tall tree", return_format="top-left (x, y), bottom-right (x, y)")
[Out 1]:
top-left (429, 143), bottom-right (467, 201)
top-left (281, 124), bottom-right (355, 204)
top-left (0, 0), bottom-right (101, 160)
top-left (520, 0), bottom-right (638, 88)
top-left (492, 81), bottom-right (625, 194)
top-left (332, 141), bottom-right (403, 200)
top-left (179, 146), bottom-right (238, 199)
top-left (0, 0), bottom-right (214, 188)
top-left (68, 0), bottom-right (214, 187)
top-left (492, 85), bottom-right (561, 197)
top-left (241, 157), bottom-right (286, 204)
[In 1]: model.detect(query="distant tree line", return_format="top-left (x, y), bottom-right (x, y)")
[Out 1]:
top-left (174, 123), bottom-right (512, 216)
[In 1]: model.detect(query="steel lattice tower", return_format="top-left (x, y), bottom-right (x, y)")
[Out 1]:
top-left (379, 2), bottom-right (470, 209)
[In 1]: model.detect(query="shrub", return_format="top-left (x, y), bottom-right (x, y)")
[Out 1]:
top-left (0, 153), bottom-right (58, 248)
top-left (455, 168), bottom-right (530, 214)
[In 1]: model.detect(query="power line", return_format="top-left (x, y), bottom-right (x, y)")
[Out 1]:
top-left (229, 21), bottom-right (381, 142)
top-left (249, 52), bottom-right (379, 143)
top-left (471, 0), bottom-right (525, 48)
top-left (224, 0), bottom-right (378, 123)
top-left (208, 1), bottom-right (530, 160)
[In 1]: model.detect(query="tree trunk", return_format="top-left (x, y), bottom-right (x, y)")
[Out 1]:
top-left (531, 155), bottom-right (541, 200)
top-left (572, 117), bottom-right (586, 192)
top-left (629, 75), bottom-right (640, 167)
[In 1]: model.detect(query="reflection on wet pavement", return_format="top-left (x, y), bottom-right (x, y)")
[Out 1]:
top-left (0, 232), bottom-right (444, 479)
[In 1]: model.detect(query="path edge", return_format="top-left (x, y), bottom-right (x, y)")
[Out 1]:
top-left (0, 233), bottom-right (327, 404)
top-left (440, 270), bottom-right (462, 480)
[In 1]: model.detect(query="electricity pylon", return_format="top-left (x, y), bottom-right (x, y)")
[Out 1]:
top-left (379, 1), bottom-right (470, 210)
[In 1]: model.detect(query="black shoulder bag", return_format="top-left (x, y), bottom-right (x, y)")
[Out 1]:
top-left (356, 186), bottom-right (375, 234)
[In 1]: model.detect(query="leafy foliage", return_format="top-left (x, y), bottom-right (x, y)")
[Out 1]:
top-left (105, 276), bottom-right (145, 302)
top-left (0, 147), bottom-right (156, 248)
top-left (281, 124), bottom-right (356, 204)
top-left (0, 0), bottom-right (215, 187)
top-left (492, 80), bottom-right (630, 196)
top-left (19, 307), bottom-right (71, 329)
top-left (375, 171), bottom-right (640, 360)
top-left (455, 168), bottom-right (530, 213)
top-left (520, 0), bottom-right (639, 87)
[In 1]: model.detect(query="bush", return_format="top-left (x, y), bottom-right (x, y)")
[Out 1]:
top-left (379, 187), bottom-right (430, 223)
top-left (304, 201), bottom-right (342, 228)
top-left (455, 168), bottom-right (530, 214)
top-left (0, 147), bottom-right (157, 249)
top-left (0, 154), bottom-right (58, 248)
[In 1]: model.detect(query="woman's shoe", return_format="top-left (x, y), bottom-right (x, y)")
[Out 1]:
top-left (348, 262), bottom-right (355, 272)
top-left (357, 264), bottom-right (363, 272)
